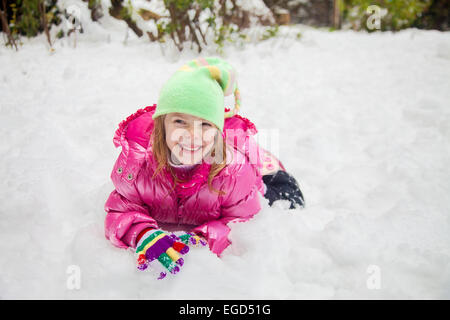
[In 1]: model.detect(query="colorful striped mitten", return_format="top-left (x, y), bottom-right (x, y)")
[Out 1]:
top-left (176, 232), bottom-right (208, 247)
top-left (135, 229), bottom-right (190, 279)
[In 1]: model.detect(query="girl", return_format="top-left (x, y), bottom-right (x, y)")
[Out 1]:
top-left (104, 57), bottom-right (304, 279)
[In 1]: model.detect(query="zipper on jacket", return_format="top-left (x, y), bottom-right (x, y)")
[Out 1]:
top-left (177, 197), bottom-right (183, 225)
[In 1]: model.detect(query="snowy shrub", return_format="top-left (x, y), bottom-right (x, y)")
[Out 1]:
top-left (127, 0), bottom-right (277, 52)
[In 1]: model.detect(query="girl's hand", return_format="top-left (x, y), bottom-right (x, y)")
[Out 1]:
top-left (135, 229), bottom-right (190, 279)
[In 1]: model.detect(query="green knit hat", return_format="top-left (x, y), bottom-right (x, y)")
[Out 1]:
top-left (153, 57), bottom-right (241, 132)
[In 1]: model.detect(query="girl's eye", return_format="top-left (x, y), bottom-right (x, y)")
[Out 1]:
top-left (174, 119), bottom-right (185, 124)
top-left (202, 123), bottom-right (211, 127)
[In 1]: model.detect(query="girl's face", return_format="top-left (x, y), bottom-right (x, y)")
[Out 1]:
top-left (164, 112), bottom-right (219, 165)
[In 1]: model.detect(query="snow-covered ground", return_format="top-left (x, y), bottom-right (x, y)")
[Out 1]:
top-left (1, 16), bottom-right (450, 299)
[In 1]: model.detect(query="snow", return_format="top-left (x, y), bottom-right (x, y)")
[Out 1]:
top-left (1, 20), bottom-right (450, 299)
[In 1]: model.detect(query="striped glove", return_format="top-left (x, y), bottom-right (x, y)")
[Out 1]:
top-left (135, 229), bottom-right (190, 279)
top-left (177, 232), bottom-right (208, 247)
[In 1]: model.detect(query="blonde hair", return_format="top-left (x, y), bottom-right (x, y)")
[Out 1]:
top-left (150, 114), bottom-right (228, 196)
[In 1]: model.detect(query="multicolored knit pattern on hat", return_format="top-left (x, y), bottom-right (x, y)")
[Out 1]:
top-left (153, 57), bottom-right (240, 132)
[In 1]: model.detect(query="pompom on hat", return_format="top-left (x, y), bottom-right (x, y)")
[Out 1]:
top-left (153, 57), bottom-right (241, 132)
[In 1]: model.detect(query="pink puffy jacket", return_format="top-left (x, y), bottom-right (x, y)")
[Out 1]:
top-left (104, 104), bottom-right (266, 256)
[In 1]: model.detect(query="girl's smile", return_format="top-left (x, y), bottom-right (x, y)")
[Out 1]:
top-left (164, 112), bottom-right (218, 165)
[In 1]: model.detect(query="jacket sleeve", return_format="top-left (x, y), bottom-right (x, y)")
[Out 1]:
top-left (191, 163), bottom-right (262, 257)
top-left (104, 189), bottom-right (159, 249)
